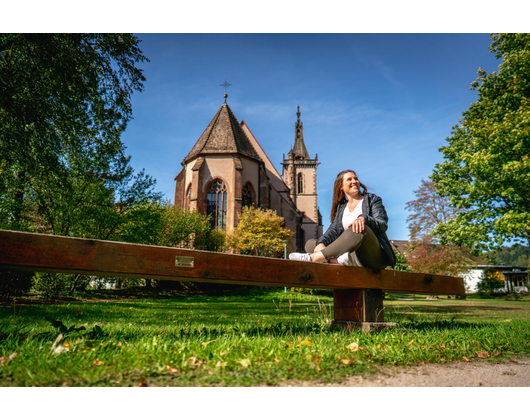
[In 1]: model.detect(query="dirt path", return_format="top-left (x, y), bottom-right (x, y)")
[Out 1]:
top-left (280, 357), bottom-right (530, 387)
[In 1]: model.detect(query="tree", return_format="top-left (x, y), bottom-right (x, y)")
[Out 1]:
top-left (484, 244), bottom-right (530, 267)
top-left (405, 179), bottom-right (475, 276)
top-left (0, 34), bottom-right (164, 297)
top-left (0, 33), bottom-right (154, 237)
top-left (431, 33), bottom-right (530, 252)
top-left (406, 242), bottom-right (475, 277)
top-left (226, 207), bottom-right (293, 257)
top-left (405, 179), bottom-right (459, 243)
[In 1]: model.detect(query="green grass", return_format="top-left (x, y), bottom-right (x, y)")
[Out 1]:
top-left (1, 289), bottom-right (530, 386)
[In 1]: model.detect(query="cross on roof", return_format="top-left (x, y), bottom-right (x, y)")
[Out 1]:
top-left (220, 79), bottom-right (232, 92)
top-left (220, 79), bottom-right (232, 103)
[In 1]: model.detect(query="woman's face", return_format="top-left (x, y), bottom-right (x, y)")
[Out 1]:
top-left (341, 172), bottom-right (361, 198)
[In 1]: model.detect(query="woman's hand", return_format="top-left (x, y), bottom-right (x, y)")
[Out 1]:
top-left (348, 216), bottom-right (365, 233)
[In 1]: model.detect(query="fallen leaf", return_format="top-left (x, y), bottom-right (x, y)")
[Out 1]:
top-left (215, 361), bottom-right (227, 368)
top-left (49, 333), bottom-right (64, 355)
top-left (287, 366), bottom-right (293, 371)
top-left (339, 357), bottom-right (355, 365)
top-left (298, 340), bottom-right (313, 347)
top-left (493, 352), bottom-right (502, 357)
top-left (313, 356), bottom-right (321, 362)
top-left (407, 340), bottom-right (414, 346)
top-left (314, 364), bottom-right (321, 372)
top-left (346, 342), bottom-right (359, 352)
top-left (187, 356), bottom-right (197, 366)
top-left (93, 359), bottom-right (105, 366)
top-left (360, 346), bottom-right (367, 351)
top-left (281, 340), bottom-right (293, 349)
top-left (166, 365), bottom-right (179, 373)
top-left (136, 382), bottom-right (148, 387)
top-left (0, 352), bottom-right (17, 365)
top-left (462, 356), bottom-right (471, 362)
top-left (476, 351), bottom-right (489, 359)
top-left (509, 360), bottom-right (519, 364)
top-left (62, 341), bottom-right (72, 348)
top-left (379, 344), bottom-right (385, 349)
top-left (274, 358), bottom-right (280, 363)
top-left (238, 359), bottom-right (251, 367)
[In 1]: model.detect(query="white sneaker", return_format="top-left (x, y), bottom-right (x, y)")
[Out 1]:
top-left (289, 253), bottom-right (311, 262)
top-left (337, 252), bottom-right (352, 266)
top-left (337, 252), bottom-right (363, 267)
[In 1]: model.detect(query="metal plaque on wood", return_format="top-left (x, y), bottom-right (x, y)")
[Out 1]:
top-left (175, 256), bottom-right (194, 267)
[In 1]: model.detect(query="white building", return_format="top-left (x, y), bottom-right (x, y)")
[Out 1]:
top-left (463, 265), bottom-right (529, 294)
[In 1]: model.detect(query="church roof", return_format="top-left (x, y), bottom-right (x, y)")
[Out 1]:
top-left (182, 103), bottom-right (262, 164)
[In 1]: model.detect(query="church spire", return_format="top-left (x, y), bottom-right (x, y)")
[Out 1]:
top-left (292, 105), bottom-right (310, 160)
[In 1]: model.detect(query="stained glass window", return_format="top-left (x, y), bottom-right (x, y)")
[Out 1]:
top-left (207, 179), bottom-right (227, 230)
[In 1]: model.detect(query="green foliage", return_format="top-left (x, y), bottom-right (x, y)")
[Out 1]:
top-left (153, 202), bottom-right (225, 252)
top-left (0, 33), bottom-right (154, 236)
top-left (431, 33), bottom-right (530, 252)
top-left (477, 268), bottom-right (505, 296)
top-left (227, 207), bottom-right (293, 257)
top-left (484, 244), bottom-right (530, 267)
top-left (393, 252), bottom-right (411, 272)
top-left (0, 34), bottom-right (175, 297)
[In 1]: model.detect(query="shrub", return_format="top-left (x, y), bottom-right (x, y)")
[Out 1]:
top-left (226, 207), bottom-right (293, 257)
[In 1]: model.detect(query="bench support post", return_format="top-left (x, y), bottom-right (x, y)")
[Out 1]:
top-left (330, 289), bottom-right (396, 332)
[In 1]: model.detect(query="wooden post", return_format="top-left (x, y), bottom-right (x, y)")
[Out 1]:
top-left (331, 289), bottom-right (395, 333)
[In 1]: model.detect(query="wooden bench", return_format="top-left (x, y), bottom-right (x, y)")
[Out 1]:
top-left (0, 229), bottom-right (465, 332)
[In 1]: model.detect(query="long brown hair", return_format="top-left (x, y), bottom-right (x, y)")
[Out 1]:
top-left (330, 169), bottom-right (368, 222)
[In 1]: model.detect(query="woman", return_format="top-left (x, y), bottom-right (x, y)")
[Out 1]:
top-left (289, 169), bottom-right (396, 269)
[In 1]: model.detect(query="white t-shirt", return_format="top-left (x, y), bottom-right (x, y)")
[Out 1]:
top-left (342, 198), bottom-right (364, 230)
top-left (338, 198), bottom-right (364, 266)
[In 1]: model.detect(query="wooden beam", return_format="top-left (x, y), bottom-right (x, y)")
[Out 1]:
top-left (0, 229), bottom-right (465, 295)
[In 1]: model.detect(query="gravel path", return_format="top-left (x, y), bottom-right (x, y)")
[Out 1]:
top-left (279, 357), bottom-right (530, 387)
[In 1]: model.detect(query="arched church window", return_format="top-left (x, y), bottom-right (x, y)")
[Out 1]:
top-left (297, 173), bottom-right (304, 194)
top-left (242, 183), bottom-right (255, 208)
top-left (207, 179), bottom-right (227, 230)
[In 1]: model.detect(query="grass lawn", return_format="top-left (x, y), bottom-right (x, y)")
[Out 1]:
top-left (1, 288), bottom-right (530, 387)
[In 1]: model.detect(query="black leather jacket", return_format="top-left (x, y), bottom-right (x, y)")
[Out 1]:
top-left (316, 193), bottom-right (396, 267)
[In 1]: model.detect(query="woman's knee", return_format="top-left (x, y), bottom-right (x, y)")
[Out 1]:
top-left (304, 239), bottom-right (318, 254)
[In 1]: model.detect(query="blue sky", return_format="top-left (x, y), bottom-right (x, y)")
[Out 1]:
top-left (121, 33), bottom-right (500, 241)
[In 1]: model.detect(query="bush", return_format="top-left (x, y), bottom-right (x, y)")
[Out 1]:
top-left (226, 207), bottom-right (293, 257)
top-left (477, 268), bottom-right (505, 296)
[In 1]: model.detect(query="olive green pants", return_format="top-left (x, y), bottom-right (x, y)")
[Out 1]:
top-left (305, 225), bottom-right (388, 269)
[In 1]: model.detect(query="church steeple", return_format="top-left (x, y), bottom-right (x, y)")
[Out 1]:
top-left (292, 106), bottom-right (310, 160)
top-left (281, 106), bottom-right (321, 247)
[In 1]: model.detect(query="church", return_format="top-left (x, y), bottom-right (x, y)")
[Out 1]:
top-left (173, 94), bottom-right (323, 251)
